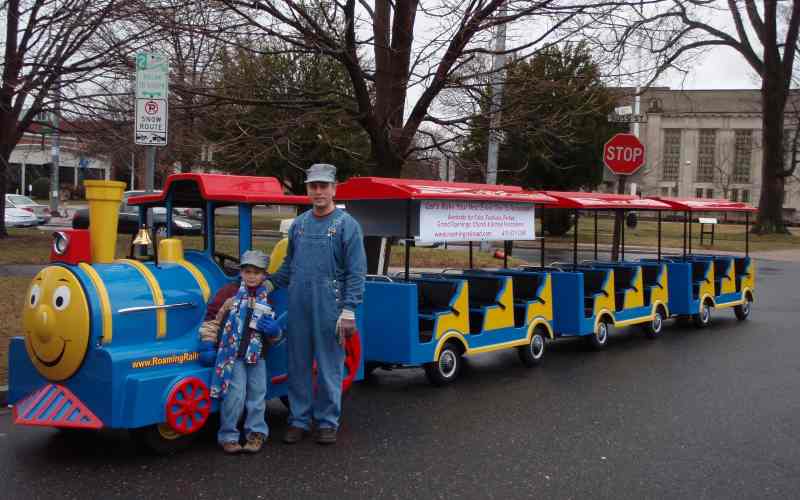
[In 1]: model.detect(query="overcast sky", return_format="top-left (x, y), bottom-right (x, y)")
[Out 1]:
top-left (657, 45), bottom-right (761, 91)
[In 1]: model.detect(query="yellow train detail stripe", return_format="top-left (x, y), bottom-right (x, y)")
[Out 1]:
top-left (435, 281), bottom-right (470, 340)
top-left (177, 260), bottom-right (210, 302)
top-left (78, 263), bottom-right (113, 344)
top-left (118, 259), bottom-right (166, 339)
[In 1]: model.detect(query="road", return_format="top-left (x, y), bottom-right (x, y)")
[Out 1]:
top-left (2, 259), bottom-right (800, 499)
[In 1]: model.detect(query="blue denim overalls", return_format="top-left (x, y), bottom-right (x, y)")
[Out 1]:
top-left (286, 210), bottom-right (346, 431)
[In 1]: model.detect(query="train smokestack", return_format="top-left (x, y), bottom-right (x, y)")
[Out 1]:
top-left (84, 180), bottom-right (126, 263)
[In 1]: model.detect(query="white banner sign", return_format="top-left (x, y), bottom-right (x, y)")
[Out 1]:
top-left (419, 200), bottom-right (535, 242)
top-left (135, 98), bottom-right (168, 146)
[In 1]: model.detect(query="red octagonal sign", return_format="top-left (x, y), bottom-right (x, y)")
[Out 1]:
top-left (603, 133), bottom-right (646, 175)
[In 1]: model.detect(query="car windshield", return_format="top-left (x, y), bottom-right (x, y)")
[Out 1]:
top-left (7, 195), bottom-right (34, 205)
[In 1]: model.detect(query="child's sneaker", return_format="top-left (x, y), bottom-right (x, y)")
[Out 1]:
top-left (243, 433), bottom-right (265, 453)
top-left (222, 441), bottom-right (242, 454)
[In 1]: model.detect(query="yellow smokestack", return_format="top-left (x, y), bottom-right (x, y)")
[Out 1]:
top-left (84, 180), bottom-right (126, 264)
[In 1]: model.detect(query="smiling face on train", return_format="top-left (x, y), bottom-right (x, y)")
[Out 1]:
top-left (23, 266), bottom-right (91, 381)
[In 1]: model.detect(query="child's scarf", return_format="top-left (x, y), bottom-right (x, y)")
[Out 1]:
top-left (210, 282), bottom-right (270, 399)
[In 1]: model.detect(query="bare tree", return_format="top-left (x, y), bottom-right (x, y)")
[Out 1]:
top-left (0, 0), bottom-right (145, 237)
top-left (213, 1), bottom-right (623, 177)
top-left (610, 0), bottom-right (800, 234)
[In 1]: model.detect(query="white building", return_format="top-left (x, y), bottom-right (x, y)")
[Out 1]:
top-left (612, 88), bottom-right (800, 222)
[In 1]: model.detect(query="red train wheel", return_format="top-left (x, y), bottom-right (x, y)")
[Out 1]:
top-left (342, 329), bottom-right (362, 392)
top-left (310, 329), bottom-right (362, 393)
top-left (165, 377), bottom-right (211, 435)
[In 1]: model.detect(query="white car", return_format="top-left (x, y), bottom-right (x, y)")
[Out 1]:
top-left (5, 207), bottom-right (39, 227)
top-left (5, 194), bottom-right (51, 224)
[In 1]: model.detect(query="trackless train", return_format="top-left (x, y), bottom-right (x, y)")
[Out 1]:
top-left (7, 174), bottom-right (756, 452)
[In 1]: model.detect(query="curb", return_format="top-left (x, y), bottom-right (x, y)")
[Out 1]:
top-left (0, 385), bottom-right (7, 407)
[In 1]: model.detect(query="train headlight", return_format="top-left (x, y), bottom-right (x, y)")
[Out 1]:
top-left (52, 231), bottom-right (70, 255)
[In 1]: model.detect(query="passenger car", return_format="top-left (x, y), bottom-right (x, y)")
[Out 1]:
top-left (5, 194), bottom-right (51, 224)
top-left (72, 190), bottom-right (202, 236)
top-left (4, 207), bottom-right (39, 227)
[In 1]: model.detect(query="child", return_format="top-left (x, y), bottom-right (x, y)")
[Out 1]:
top-left (206, 250), bottom-right (281, 454)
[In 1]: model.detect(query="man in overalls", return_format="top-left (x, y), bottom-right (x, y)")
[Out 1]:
top-left (268, 163), bottom-right (367, 445)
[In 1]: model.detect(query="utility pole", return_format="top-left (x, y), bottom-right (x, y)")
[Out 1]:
top-left (485, 2), bottom-right (507, 186)
top-left (49, 77), bottom-right (60, 216)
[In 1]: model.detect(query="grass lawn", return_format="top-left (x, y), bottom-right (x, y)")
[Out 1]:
top-left (537, 216), bottom-right (800, 253)
top-left (0, 277), bottom-right (30, 386)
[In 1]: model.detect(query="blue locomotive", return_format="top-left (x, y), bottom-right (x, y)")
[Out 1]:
top-left (8, 175), bottom-right (362, 453)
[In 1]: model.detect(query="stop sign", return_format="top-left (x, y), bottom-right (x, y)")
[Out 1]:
top-left (603, 133), bottom-right (646, 175)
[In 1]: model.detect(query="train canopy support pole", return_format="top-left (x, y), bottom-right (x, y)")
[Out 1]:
top-left (540, 206), bottom-right (546, 267)
top-left (745, 212), bottom-right (750, 257)
top-left (238, 203), bottom-right (253, 258)
top-left (688, 211), bottom-right (693, 255)
top-left (205, 201), bottom-right (215, 255)
top-left (657, 210), bottom-right (662, 260)
top-left (404, 200), bottom-right (411, 281)
top-left (594, 211), bottom-right (598, 261)
top-left (573, 209), bottom-right (579, 268)
top-left (683, 211), bottom-right (688, 259)
top-left (469, 242), bottom-right (474, 269)
top-left (621, 209), bottom-right (626, 262)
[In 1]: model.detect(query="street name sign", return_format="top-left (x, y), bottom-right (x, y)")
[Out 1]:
top-left (135, 52), bottom-right (169, 99)
top-left (603, 133), bottom-right (646, 175)
top-left (135, 98), bottom-right (168, 146)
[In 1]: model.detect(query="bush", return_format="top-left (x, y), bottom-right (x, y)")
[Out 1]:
top-left (31, 178), bottom-right (51, 199)
top-left (543, 209), bottom-right (573, 236)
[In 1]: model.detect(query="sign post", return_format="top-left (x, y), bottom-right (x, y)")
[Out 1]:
top-left (603, 132), bottom-right (646, 261)
top-left (134, 52), bottom-right (169, 231)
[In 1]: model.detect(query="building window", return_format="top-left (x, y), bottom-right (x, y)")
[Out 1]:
top-left (705, 188), bottom-right (714, 199)
top-left (696, 129), bottom-right (716, 182)
top-left (662, 129), bottom-right (681, 181)
top-left (672, 186), bottom-right (679, 197)
top-left (733, 130), bottom-right (752, 183)
top-left (660, 187), bottom-right (669, 196)
top-left (696, 188), bottom-right (704, 198)
top-left (741, 189), bottom-right (750, 203)
top-left (730, 188), bottom-right (738, 202)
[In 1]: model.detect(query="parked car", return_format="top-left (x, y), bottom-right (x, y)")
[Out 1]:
top-left (5, 206), bottom-right (40, 228)
top-left (5, 194), bottom-right (51, 224)
top-left (72, 190), bottom-right (203, 236)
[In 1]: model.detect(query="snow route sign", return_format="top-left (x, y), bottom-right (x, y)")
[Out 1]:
top-left (135, 52), bottom-right (169, 146)
top-left (135, 99), bottom-right (168, 146)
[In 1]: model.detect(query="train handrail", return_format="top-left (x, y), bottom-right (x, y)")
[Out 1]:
top-left (367, 274), bottom-right (394, 282)
top-left (118, 302), bottom-right (197, 314)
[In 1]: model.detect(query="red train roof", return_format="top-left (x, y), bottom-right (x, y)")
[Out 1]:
top-left (649, 196), bottom-right (757, 213)
top-left (127, 173), bottom-right (309, 207)
top-left (335, 177), bottom-right (557, 204)
top-left (543, 191), bottom-right (673, 210)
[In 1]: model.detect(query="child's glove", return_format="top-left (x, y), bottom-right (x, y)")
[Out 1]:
top-left (256, 314), bottom-right (281, 338)
top-left (198, 320), bottom-right (220, 343)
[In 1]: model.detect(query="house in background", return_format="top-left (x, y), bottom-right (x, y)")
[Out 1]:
top-left (7, 119), bottom-right (111, 198)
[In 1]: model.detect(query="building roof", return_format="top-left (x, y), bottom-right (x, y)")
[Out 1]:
top-left (335, 177), bottom-right (557, 204)
top-left (128, 173), bottom-right (309, 207)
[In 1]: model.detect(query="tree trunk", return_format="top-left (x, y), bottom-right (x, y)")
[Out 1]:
top-left (0, 147), bottom-right (11, 238)
top-left (754, 78), bottom-right (789, 234)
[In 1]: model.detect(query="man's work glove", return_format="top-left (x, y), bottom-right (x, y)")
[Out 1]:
top-left (199, 319), bottom-right (220, 343)
top-left (336, 309), bottom-right (356, 347)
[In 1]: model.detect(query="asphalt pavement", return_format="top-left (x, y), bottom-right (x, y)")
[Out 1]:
top-left (2, 259), bottom-right (800, 499)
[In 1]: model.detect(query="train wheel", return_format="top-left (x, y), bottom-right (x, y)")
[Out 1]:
top-left (424, 342), bottom-right (462, 386)
top-left (643, 308), bottom-right (665, 338)
top-left (693, 302), bottom-right (712, 328)
top-left (589, 321), bottom-right (610, 350)
top-left (131, 423), bottom-right (197, 455)
top-left (518, 328), bottom-right (546, 367)
top-left (734, 298), bottom-right (751, 321)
